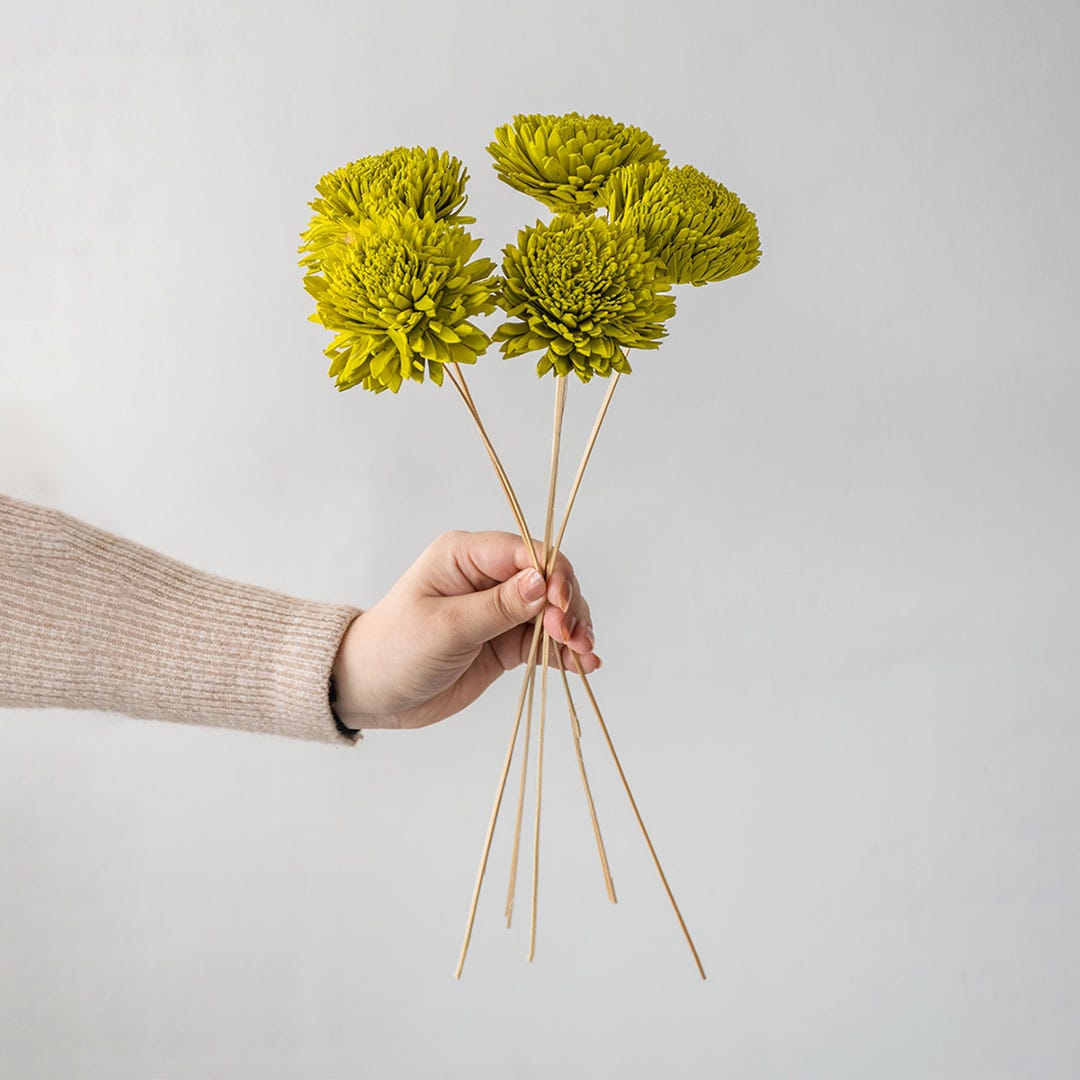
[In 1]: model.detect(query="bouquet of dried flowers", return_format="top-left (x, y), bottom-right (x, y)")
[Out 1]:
top-left (300, 113), bottom-right (760, 978)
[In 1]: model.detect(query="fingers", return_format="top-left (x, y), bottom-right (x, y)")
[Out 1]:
top-left (422, 530), bottom-right (596, 657)
top-left (484, 621), bottom-right (597, 670)
top-left (422, 530), bottom-right (543, 592)
top-left (422, 530), bottom-right (581, 597)
top-left (533, 632), bottom-right (602, 676)
top-left (449, 531), bottom-right (592, 643)
top-left (543, 568), bottom-right (594, 651)
top-left (485, 616), bottom-right (601, 674)
top-left (437, 567), bottom-right (548, 650)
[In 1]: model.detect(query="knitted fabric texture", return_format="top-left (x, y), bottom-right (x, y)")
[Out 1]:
top-left (0, 493), bottom-right (363, 746)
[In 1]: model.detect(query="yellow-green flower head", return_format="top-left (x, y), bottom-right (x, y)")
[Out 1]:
top-left (487, 113), bottom-right (667, 215)
top-left (299, 147), bottom-right (473, 274)
top-left (304, 209), bottom-right (497, 394)
top-left (601, 162), bottom-right (761, 287)
top-left (493, 214), bottom-right (675, 382)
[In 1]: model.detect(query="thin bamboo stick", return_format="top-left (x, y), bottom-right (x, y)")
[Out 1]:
top-left (556, 646), bottom-right (617, 904)
top-left (454, 617), bottom-right (544, 980)
top-left (504, 657), bottom-right (536, 926)
top-left (544, 376), bottom-right (568, 557)
top-left (526, 375), bottom-right (568, 961)
top-left (448, 368), bottom-right (549, 942)
top-left (546, 370), bottom-right (621, 576)
top-left (528, 631), bottom-right (550, 961)
top-left (446, 364), bottom-right (540, 575)
top-left (447, 361), bottom-right (658, 974)
top-left (570, 650), bottom-right (707, 980)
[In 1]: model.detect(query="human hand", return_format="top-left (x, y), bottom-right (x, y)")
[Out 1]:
top-left (330, 531), bottom-right (600, 731)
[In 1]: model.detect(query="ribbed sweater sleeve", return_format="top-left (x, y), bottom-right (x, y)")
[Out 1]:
top-left (0, 492), bottom-right (364, 746)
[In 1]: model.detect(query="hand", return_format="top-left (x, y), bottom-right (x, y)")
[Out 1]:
top-left (331, 531), bottom-right (600, 730)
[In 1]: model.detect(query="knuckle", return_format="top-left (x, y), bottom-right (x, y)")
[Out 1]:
top-left (491, 583), bottom-right (520, 625)
top-left (430, 530), bottom-right (466, 557)
top-left (552, 550), bottom-right (573, 576)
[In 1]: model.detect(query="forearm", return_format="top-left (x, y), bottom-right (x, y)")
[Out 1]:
top-left (0, 493), bottom-right (362, 746)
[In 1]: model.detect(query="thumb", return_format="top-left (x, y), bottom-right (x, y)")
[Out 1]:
top-left (444, 567), bottom-right (547, 648)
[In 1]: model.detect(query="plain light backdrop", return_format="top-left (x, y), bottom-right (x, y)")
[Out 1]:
top-left (2, 1), bottom-right (1078, 1077)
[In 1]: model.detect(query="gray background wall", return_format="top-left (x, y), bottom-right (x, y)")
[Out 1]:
top-left (2, 1), bottom-right (1078, 1076)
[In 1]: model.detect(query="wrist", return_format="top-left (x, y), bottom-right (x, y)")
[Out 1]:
top-left (331, 615), bottom-right (365, 731)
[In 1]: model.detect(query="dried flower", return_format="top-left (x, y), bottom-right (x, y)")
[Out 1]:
top-left (601, 162), bottom-right (761, 286)
top-left (487, 113), bottom-right (667, 215)
top-left (305, 209), bottom-right (497, 393)
top-left (493, 214), bottom-right (675, 382)
top-left (299, 147), bottom-right (473, 275)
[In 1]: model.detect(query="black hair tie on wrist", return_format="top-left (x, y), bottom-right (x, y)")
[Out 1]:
top-left (329, 674), bottom-right (357, 738)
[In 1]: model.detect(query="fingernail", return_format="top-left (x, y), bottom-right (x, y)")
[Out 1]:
top-left (519, 569), bottom-right (546, 602)
top-left (563, 615), bottom-right (578, 643)
top-left (558, 581), bottom-right (573, 613)
top-left (583, 623), bottom-right (595, 649)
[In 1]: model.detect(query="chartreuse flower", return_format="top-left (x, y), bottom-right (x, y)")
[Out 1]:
top-left (487, 113), bottom-right (667, 215)
top-left (299, 147), bottom-right (473, 274)
top-left (305, 209), bottom-right (497, 393)
top-left (601, 162), bottom-right (761, 286)
top-left (493, 214), bottom-right (675, 382)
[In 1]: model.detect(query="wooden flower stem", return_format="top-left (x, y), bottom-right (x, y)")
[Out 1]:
top-left (450, 360), bottom-right (696, 979)
top-left (543, 376), bottom-right (568, 557)
top-left (448, 362), bottom-right (619, 965)
top-left (541, 359), bottom-right (704, 977)
top-left (546, 371), bottom-right (621, 576)
top-left (454, 616), bottom-right (544, 980)
top-left (529, 631), bottom-right (550, 961)
top-left (446, 365), bottom-right (538, 573)
top-left (503, 662), bottom-right (535, 925)
top-left (526, 374), bottom-right (568, 961)
top-left (570, 650), bottom-right (707, 981)
top-left (447, 366), bottom-right (578, 975)
top-left (556, 645), bottom-right (617, 904)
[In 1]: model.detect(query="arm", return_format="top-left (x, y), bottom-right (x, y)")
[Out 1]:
top-left (0, 493), bottom-right (362, 745)
top-left (1, 496), bottom-right (601, 745)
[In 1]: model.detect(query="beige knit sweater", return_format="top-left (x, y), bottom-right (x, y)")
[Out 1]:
top-left (0, 492), bottom-right (363, 746)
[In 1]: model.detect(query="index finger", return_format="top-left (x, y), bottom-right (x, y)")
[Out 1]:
top-left (423, 530), bottom-right (578, 597)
